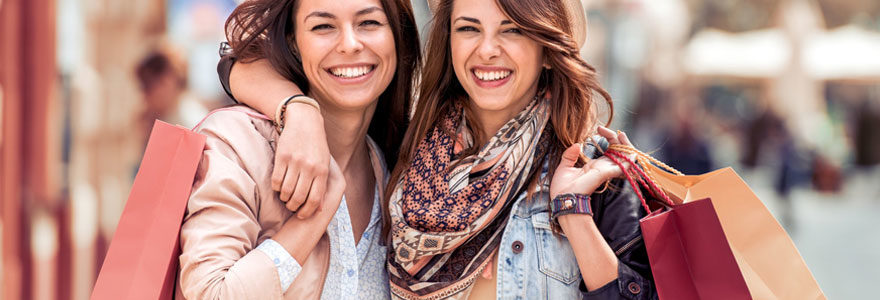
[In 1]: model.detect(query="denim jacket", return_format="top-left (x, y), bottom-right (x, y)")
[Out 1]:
top-left (495, 172), bottom-right (657, 300)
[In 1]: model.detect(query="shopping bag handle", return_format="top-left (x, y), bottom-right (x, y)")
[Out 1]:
top-left (604, 149), bottom-right (675, 214)
top-left (606, 144), bottom-right (684, 176)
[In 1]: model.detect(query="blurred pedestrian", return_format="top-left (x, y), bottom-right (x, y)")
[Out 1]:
top-left (134, 44), bottom-right (207, 146)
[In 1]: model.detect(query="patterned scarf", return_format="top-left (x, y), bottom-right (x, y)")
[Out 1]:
top-left (387, 98), bottom-right (551, 300)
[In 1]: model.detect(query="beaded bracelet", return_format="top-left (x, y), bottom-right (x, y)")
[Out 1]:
top-left (274, 94), bottom-right (320, 133)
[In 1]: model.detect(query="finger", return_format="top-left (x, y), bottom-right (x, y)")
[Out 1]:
top-left (297, 173), bottom-right (326, 219)
top-left (601, 162), bottom-right (626, 179)
top-left (571, 168), bottom-right (607, 193)
top-left (271, 162), bottom-right (288, 192)
top-left (618, 131), bottom-right (633, 146)
top-left (581, 156), bottom-right (599, 172)
top-left (288, 172), bottom-right (312, 212)
top-left (279, 171), bottom-right (299, 203)
top-left (295, 180), bottom-right (318, 219)
top-left (597, 126), bottom-right (620, 144)
top-left (311, 172), bottom-right (329, 213)
top-left (558, 144), bottom-right (582, 169)
top-left (286, 195), bottom-right (303, 212)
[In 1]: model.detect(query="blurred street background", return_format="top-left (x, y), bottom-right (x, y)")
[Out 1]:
top-left (1, 0), bottom-right (878, 299)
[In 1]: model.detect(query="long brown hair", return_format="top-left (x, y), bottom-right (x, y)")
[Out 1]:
top-left (224, 0), bottom-right (421, 166)
top-left (382, 0), bottom-right (613, 237)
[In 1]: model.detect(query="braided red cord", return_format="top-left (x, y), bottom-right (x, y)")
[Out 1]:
top-left (612, 151), bottom-right (674, 206)
top-left (604, 150), bottom-right (652, 214)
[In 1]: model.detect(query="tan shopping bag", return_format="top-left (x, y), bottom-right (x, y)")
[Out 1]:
top-left (647, 164), bottom-right (826, 300)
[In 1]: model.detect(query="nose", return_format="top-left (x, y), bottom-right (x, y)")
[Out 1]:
top-left (476, 34), bottom-right (501, 61)
top-left (336, 25), bottom-right (364, 54)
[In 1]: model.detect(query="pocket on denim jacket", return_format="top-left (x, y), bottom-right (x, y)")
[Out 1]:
top-left (531, 212), bottom-right (581, 285)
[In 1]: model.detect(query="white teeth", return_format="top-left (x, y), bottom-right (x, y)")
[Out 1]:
top-left (474, 69), bottom-right (511, 81)
top-left (330, 66), bottom-right (372, 78)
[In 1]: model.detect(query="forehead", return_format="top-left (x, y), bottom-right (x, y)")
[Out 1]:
top-left (296, 0), bottom-right (384, 18)
top-left (451, 0), bottom-right (508, 21)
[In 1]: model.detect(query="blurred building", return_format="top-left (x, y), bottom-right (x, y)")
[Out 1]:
top-left (2, 0), bottom-right (228, 299)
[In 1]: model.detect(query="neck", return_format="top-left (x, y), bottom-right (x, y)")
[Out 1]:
top-left (471, 91), bottom-right (538, 144)
top-left (314, 96), bottom-right (377, 173)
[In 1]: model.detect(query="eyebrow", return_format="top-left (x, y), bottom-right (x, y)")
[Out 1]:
top-left (453, 17), bottom-right (513, 25)
top-left (305, 11), bottom-right (335, 20)
top-left (356, 6), bottom-right (383, 16)
top-left (305, 6), bottom-right (383, 21)
top-left (454, 16), bottom-right (480, 24)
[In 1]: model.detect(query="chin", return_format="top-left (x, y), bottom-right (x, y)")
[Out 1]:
top-left (329, 92), bottom-right (380, 109)
top-left (467, 92), bottom-right (514, 111)
top-left (471, 101), bottom-right (510, 113)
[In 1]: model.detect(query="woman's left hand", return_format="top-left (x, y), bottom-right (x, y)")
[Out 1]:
top-left (550, 126), bottom-right (635, 200)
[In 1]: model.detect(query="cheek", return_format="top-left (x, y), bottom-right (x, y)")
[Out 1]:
top-left (449, 38), bottom-right (469, 77)
top-left (368, 30), bottom-right (398, 79)
top-left (379, 31), bottom-right (397, 67)
top-left (296, 37), bottom-right (323, 74)
top-left (514, 45), bottom-right (544, 78)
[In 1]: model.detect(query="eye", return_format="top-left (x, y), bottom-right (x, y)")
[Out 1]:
top-left (311, 24), bottom-right (334, 31)
top-left (503, 27), bottom-right (522, 34)
top-left (455, 26), bottom-right (478, 32)
top-left (360, 20), bottom-right (383, 27)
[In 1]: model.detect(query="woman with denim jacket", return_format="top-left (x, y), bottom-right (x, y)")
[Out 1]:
top-left (218, 0), bottom-right (657, 298)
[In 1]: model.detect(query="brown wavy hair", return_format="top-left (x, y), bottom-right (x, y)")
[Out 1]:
top-left (224, 0), bottom-right (421, 166)
top-left (382, 0), bottom-right (613, 237)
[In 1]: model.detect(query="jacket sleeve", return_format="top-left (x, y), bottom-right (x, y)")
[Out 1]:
top-left (580, 179), bottom-right (658, 300)
top-left (217, 42), bottom-right (237, 103)
top-left (178, 113), bottom-right (289, 300)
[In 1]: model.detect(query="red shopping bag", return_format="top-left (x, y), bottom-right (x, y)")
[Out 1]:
top-left (92, 120), bottom-right (206, 300)
top-left (639, 198), bottom-right (751, 299)
top-left (605, 150), bottom-right (750, 300)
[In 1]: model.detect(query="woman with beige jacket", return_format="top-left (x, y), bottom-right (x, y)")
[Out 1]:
top-left (176, 0), bottom-right (421, 298)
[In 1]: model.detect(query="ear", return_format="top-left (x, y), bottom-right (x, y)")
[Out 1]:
top-left (542, 54), bottom-right (552, 69)
top-left (288, 35), bottom-right (301, 57)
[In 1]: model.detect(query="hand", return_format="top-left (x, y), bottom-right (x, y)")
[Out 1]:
top-left (273, 157), bottom-right (346, 262)
top-left (273, 103), bottom-right (331, 219)
top-left (550, 126), bottom-right (635, 199)
top-left (284, 157), bottom-right (346, 224)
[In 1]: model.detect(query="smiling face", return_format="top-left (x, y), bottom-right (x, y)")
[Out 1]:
top-left (450, 0), bottom-right (545, 125)
top-left (294, 0), bottom-right (397, 112)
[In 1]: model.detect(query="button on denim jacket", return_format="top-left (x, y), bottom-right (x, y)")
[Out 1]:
top-left (494, 171), bottom-right (657, 300)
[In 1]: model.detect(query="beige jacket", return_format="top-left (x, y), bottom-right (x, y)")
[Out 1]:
top-left (177, 107), bottom-right (331, 300)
